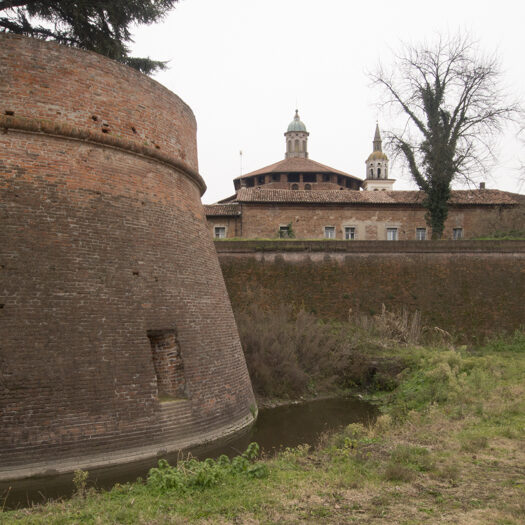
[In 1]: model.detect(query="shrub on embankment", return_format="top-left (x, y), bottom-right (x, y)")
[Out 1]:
top-left (235, 304), bottom-right (449, 399)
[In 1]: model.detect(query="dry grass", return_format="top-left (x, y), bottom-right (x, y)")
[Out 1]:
top-left (4, 333), bottom-right (524, 524)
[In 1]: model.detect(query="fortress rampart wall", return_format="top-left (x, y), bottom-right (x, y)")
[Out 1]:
top-left (0, 34), bottom-right (255, 481)
top-left (216, 240), bottom-right (525, 339)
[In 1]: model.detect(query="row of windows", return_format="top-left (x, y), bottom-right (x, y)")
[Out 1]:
top-left (215, 226), bottom-right (464, 240)
top-left (321, 226), bottom-right (463, 240)
top-left (238, 173), bottom-right (354, 187)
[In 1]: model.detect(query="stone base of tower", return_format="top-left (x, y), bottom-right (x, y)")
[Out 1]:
top-left (362, 178), bottom-right (396, 191)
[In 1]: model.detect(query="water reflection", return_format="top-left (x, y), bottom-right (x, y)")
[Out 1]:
top-left (1, 396), bottom-right (376, 510)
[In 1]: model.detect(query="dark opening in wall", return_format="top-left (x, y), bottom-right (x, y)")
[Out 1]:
top-left (288, 173), bottom-right (300, 183)
top-left (147, 329), bottom-right (187, 400)
top-left (303, 173), bottom-right (316, 183)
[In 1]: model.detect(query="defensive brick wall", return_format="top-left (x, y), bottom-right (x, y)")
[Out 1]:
top-left (216, 240), bottom-right (525, 340)
top-left (0, 34), bottom-right (255, 481)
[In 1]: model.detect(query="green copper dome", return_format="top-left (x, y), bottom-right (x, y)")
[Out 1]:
top-left (286, 109), bottom-right (307, 132)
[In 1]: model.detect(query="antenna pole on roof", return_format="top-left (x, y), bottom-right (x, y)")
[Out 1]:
top-left (239, 150), bottom-right (243, 177)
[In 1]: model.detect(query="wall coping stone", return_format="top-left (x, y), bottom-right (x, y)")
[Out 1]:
top-left (214, 239), bottom-right (525, 254)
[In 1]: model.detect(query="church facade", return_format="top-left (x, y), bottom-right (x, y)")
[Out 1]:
top-left (205, 111), bottom-right (520, 240)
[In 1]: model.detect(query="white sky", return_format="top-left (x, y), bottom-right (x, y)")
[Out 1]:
top-left (131, 0), bottom-right (525, 203)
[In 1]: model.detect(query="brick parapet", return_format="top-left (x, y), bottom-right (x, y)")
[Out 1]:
top-left (214, 239), bottom-right (525, 254)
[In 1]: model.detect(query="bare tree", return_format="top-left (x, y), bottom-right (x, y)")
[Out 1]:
top-left (371, 34), bottom-right (518, 239)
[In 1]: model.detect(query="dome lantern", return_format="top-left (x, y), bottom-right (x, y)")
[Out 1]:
top-left (284, 109), bottom-right (309, 159)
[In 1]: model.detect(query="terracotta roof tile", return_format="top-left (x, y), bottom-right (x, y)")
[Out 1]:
top-left (230, 188), bottom-right (518, 206)
top-left (203, 203), bottom-right (241, 216)
top-left (235, 157), bottom-right (362, 182)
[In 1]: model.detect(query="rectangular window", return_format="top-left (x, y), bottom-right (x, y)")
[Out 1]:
top-left (214, 226), bottom-right (226, 239)
top-left (279, 225), bottom-right (290, 238)
top-left (387, 228), bottom-right (398, 241)
top-left (337, 176), bottom-right (344, 186)
top-left (245, 177), bottom-right (255, 187)
top-left (453, 228), bottom-right (463, 240)
top-left (324, 226), bottom-right (336, 239)
top-left (288, 173), bottom-right (300, 183)
top-left (322, 174), bottom-right (330, 182)
top-left (303, 173), bottom-right (316, 183)
top-left (147, 329), bottom-right (187, 400)
top-left (344, 227), bottom-right (356, 240)
top-left (416, 228), bottom-right (426, 240)
top-left (272, 173), bottom-right (281, 182)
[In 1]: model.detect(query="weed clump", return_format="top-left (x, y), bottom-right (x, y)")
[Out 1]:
top-left (146, 442), bottom-right (267, 493)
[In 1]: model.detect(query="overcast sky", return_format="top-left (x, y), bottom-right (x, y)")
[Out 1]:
top-left (131, 0), bottom-right (524, 204)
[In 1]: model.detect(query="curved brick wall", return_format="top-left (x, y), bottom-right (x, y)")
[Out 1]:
top-left (0, 34), bottom-right (255, 480)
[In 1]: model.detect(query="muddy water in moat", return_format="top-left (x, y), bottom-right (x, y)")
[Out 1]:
top-left (1, 397), bottom-right (377, 510)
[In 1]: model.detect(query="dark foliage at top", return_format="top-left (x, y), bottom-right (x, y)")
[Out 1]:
top-left (0, 0), bottom-right (178, 74)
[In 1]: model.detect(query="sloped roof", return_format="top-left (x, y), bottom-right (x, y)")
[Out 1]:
top-left (230, 188), bottom-right (518, 206)
top-left (234, 157), bottom-right (362, 182)
top-left (203, 203), bottom-right (241, 216)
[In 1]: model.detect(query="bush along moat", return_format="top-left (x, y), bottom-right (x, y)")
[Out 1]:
top-left (3, 311), bottom-right (525, 524)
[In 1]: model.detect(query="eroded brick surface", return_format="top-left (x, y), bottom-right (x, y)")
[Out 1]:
top-left (0, 34), bottom-right (255, 476)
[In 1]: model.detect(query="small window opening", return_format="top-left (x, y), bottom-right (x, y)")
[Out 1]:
top-left (453, 228), bottom-right (463, 240)
top-left (257, 175), bottom-right (265, 185)
top-left (378, 167), bottom-right (381, 177)
top-left (387, 228), bottom-right (398, 241)
top-left (245, 177), bottom-right (255, 187)
top-left (323, 173), bottom-right (330, 182)
top-left (324, 226), bottom-right (336, 239)
top-left (279, 225), bottom-right (291, 238)
top-left (304, 184), bottom-right (311, 190)
top-left (345, 227), bottom-right (356, 240)
top-left (147, 329), bottom-right (187, 400)
top-left (214, 226), bottom-right (226, 239)
top-left (291, 183), bottom-right (299, 190)
top-left (288, 173), bottom-right (300, 183)
top-left (416, 228), bottom-right (427, 240)
top-left (272, 173), bottom-right (281, 182)
top-left (303, 173), bottom-right (316, 183)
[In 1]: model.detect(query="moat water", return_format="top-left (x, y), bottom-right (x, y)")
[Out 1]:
top-left (1, 396), bottom-right (377, 510)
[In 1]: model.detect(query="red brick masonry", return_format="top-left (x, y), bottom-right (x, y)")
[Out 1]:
top-left (0, 34), bottom-right (255, 480)
top-left (216, 240), bottom-right (525, 340)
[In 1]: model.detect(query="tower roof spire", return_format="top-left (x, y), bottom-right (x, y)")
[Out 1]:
top-left (373, 122), bottom-right (382, 152)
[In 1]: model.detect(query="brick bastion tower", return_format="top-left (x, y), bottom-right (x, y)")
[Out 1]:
top-left (0, 34), bottom-right (256, 480)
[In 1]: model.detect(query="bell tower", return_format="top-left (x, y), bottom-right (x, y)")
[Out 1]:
top-left (363, 123), bottom-right (395, 191)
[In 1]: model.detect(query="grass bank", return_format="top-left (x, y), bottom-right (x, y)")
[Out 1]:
top-left (3, 329), bottom-right (524, 524)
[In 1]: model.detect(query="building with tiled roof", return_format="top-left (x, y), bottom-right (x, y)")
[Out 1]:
top-left (206, 112), bottom-right (522, 240)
